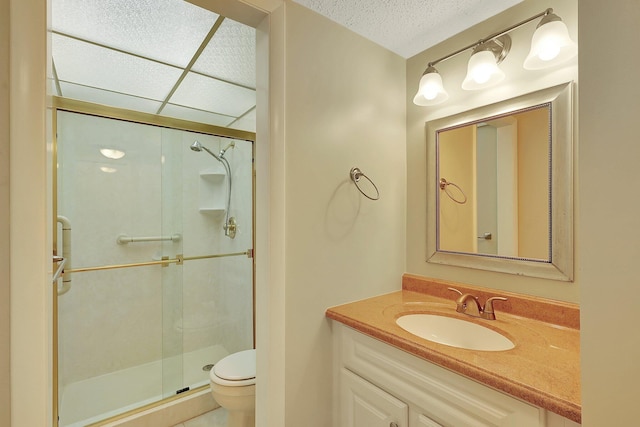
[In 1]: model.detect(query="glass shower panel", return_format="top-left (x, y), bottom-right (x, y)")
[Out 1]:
top-left (56, 111), bottom-right (168, 425)
top-left (160, 127), bottom-right (185, 398)
top-left (174, 133), bottom-right (254, 389)
top-left (55, 110), bottom-right (254, 426)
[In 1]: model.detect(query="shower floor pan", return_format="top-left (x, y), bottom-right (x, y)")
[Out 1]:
top-left (58, 345), bottom-right (228, 427)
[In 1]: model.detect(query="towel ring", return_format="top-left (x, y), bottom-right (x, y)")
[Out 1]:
top-left (350, 167), bottom-right (379, 201)
top-left (439, 178), bottom-right (467, 204)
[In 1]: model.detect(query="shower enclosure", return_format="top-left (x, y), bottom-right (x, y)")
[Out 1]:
top-left (53, 101), bottom-right (255, 426)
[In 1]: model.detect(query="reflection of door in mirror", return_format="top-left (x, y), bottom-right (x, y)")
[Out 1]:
top-left (437, 105), bottom-right (550, 261)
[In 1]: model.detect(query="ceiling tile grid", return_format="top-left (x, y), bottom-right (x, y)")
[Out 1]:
top-left (192, 18), bottom-right (256, 89)
top-left (228, 108), bottom-right (256, 133)
top-left (168, 72), bottom-right (256, 118)
top-left (160, 103), bottom-right (236, 127)
top-left (51, 0), bottom-right (257, 131)
top-left (53, 33), bottom-right (184, 102)
top-left (59, 82), bottom-right (164, 114)
top-left (52, 0), bottom-right (219, 68)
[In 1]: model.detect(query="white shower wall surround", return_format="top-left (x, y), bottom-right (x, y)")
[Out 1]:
top-left (56, 111), bottom-right (253, 424)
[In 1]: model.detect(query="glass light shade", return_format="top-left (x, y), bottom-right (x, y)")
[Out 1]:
top-left (413, 70), bottom-right (448, 106)
top-left (462, 50), bottom-right (505, 90)
top-left (524, 20), bottom-right (577, 70)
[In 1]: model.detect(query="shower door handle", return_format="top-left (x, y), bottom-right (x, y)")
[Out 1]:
top-left (52, 256), bottom-right (66, 283)
top-left (56, 216), bottom-right (72, 295)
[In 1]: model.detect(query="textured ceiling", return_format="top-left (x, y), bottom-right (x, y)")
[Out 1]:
top-left (50, 0), bottom-right (525, 131)
top-left (292, 0), bottom-right (524, 58)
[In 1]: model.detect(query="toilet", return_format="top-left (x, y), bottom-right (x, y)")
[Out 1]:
top-left (209, 349), bottom-right (256, 427)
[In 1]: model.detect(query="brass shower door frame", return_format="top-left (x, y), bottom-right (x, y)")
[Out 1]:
top-left (51, 96), bottom-right (256, 427)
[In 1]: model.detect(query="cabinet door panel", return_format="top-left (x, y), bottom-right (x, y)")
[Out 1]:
top-left (340, 368), bottom-right (408, 427)
top-left (414, 413), bottom-right (444, 427)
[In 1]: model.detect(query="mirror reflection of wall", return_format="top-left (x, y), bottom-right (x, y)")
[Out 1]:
top-left (437, 105), bottom-right (550, 261)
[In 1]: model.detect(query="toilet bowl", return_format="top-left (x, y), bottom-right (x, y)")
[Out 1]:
top-left (210, 349), bottom-right (256, 427)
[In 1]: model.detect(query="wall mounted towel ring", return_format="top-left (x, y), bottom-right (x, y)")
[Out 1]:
top-left (439, 178), bottom-right (467, 204)
top-left (350, 167), bottom-right (380, 201)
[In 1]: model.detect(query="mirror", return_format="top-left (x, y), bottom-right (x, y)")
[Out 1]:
top-left (426, 82), bottom-right (574, 281)
top-left (438, 105), bottom-right (551, 260)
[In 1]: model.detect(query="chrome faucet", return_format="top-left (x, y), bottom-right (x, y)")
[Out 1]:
top-left (448, 288), bottom-right (507, 320)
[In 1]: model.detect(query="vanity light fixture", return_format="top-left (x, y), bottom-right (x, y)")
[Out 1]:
top-left (413, 8), bottom-right (577, 106)
top-left (461, 36), bottom-right (510, 90)
top-left (413, 66), bottom-right (449, 106)
top-left (524, 11), bottom-right (578, 70)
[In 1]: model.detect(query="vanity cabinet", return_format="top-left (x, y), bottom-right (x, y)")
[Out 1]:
top-left (333, 323), bottom-right (579, 427)
top-left (341, 368), bottom-right (409, 427)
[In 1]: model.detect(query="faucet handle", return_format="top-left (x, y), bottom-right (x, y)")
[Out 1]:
top-left (482, 297), bottom-right (508, 320)
top-left (448, 287), bottom-right (463, 296)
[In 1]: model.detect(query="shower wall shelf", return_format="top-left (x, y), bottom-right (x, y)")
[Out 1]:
top-left (198, 167), bottom-right (227, 214)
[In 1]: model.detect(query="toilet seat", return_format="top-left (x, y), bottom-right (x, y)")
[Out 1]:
top-left (210, 349), bottom-right (256, 387)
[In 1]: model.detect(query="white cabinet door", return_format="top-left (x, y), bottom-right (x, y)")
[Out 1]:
top-left (412, 412), bottom-right (444, 427)
top-left (340, 368), bottom-right (408, 427)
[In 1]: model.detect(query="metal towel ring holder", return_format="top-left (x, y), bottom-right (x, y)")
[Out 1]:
top-left (350, 167), bottom-right (380, 201)
top-left (439, 178), bottom-right (467, 204)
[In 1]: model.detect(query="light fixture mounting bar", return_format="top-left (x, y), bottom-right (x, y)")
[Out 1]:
top-left (427, 8), bottom-right (553, 68)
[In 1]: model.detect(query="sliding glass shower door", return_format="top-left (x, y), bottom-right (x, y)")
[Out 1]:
top-left (54, 106), bottom-right (254, 426)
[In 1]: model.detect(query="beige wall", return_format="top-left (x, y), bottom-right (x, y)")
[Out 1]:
top-left (579, 1), bottom-right (640, 425)
top-left (255, 7), bottom-right (286, 426)
top-left (1, 0), bottom-right (11, 424)
top-left (266, 3), bottom-right (406, 425)
top-left (406, 0), bottom-right (579, 302)
top-left (8, 0), bottom-right (52, 425)
top-left (438, 126), bottom-right (476, 252)
top-left (516, 108), bottom-right (548, 259)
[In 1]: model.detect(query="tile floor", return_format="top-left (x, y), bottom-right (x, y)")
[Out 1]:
top-left (172, 407), bottom-right (228, 427)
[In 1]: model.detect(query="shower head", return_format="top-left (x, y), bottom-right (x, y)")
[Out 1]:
top-left (190, 141), bottom-right (222, 161)
top-left (190, 141), bottom-right (203, 152)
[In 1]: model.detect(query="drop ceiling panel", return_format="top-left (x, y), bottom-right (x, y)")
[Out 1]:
top-left (51, 0), bottom-right (219, 67)
top-left (169, 72), bottom-right (256, 118)
top-left (161, 104), bottom-right (235, 127)
top-left (59, 82), bottom-right (164, 114)
top-left (53, 34), bottom-right (183, 101)
top-left (192, 18), bottom-right (256, 89)
top-left (228, 108), bottom-right (256, 133)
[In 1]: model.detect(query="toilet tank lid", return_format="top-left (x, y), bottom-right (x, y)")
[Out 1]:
top-left (213, 349), bottom-right (256, 381)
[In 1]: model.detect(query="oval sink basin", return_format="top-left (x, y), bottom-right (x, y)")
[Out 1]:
top-left (396, 314), bottom-right (514, 351)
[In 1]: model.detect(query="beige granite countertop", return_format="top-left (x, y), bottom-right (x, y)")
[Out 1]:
top-left (326, 274), bottom-right (581, 424)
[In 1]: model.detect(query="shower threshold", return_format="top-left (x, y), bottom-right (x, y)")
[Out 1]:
top-left (58, 344), bottom-right (229, 427)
